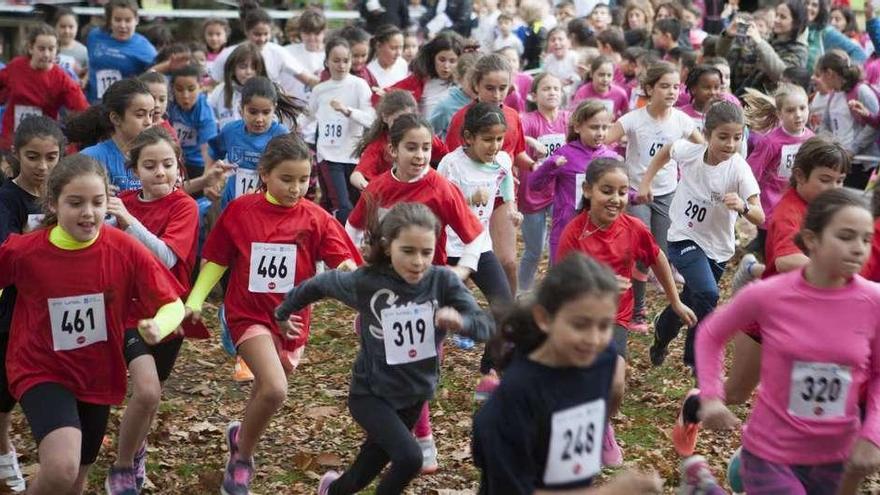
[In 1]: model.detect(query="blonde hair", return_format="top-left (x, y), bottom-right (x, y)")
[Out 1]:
top-left (567, 99), bottom-right (608, 142)
top-left (743, 83), bottom-right (807, 133)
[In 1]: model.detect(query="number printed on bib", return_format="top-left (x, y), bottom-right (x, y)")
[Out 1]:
top-left (14, 105), bottom-right (42, 131)
top-left (248, 243), bottom-right (297, 293)
top-left (381, 303), bottom-right (437, 365)
top-left (538, 134), bottom-right (566, 157)
top-left (779, 143), bottom-right (801, 179)
top-left (321, 116), bottom-right (348, 146)
top-left (788, 361), bottom-right (852, 419)
top-left (48, 293), bottom-right (108, 351)
top-left (96, 69), bottom-right (122, 99)
top-left (173, 122), bottom-right (197, 147)
top-left (234, 168), bottom-right (259, 198)
top-left (600, 99), bottom-right (615, 116)
top-left (544, 399), bottom-right (605, 485)
top-left (574, 173), bottom-right (586, 211)
top-left (647, 141), bottom-right (664, 158)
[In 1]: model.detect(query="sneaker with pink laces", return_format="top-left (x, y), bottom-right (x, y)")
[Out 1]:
top-left (220, 456), bottom-right (254, 495)
top-left (317, 470), bottom-right (340, 495)
top-left (628, 309), bottom-right (649, 333)
top-left (601, 423), bottom-right (623, 467)
top-left (678, 455), bottom-right (727, 495)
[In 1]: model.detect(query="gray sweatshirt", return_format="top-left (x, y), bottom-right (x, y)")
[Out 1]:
top-left (275, 264), bottom-right (494, 408)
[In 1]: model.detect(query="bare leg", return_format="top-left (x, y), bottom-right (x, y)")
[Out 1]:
top-left (724, 332), bottom-right (761, 406)
top-left (236, 336), bottom-right (287, 459)
top-left (490, 202), bottom-right (518, 294)
top-left (27, 427), bottom-right (81, 495)
top-left (115, 355), bottom-right (161, 468)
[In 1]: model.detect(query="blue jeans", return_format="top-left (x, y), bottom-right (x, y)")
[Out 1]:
top-left (319, 161), bottom-right (359, 224)
top-left (517, 205), bottom-right (551, 293)
top-left (654, 239), bottom-right (726, 369)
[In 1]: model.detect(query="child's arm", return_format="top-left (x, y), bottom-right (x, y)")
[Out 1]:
top-left (274, 270), bottom-right (359, 323)
top-left (637, 142), bottom-right (674, 203)
top-left (107, 198), bottom-right (178, 268)
top-left (440, 270), bottom-right (494, 342)
top-left (184, 261), bottom-right (227, 318)
top-left (529, 151), bottom-right (566, 190)
top-left (650, 251), bottom-right (697, 326)
top-left (137, 298), bottom-right (185, 344)
top-left (604, 122), bottom-right (625, 146)
top-left (723, 193), bottom-right (764, 226)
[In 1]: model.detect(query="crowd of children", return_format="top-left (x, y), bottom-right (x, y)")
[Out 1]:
top-left (6, 0), bottom-right (880, 493)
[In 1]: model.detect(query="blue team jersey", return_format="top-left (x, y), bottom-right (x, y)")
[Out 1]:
top-left (82, 139), bottom-right (141, 192)
top-left (167, 93), bottom-right (218, 168)
top-left (86, 29), bottom-right (156, 103)
top-left (209, 119), bottom-right (289, 208)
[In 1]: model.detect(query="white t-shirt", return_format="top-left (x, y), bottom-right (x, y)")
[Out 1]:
top-left (617, 107), bottom-right (696, 196)
top-left (667, 140), bottom-right (760, 262)
top-left (279, 43), bottom-right (325, 101)
top-left (307, 74), bottom-right (376, 164)
top-left (421, 78), bottom-right (454, 121)
top-left (492, 33), bottom-right (524, 55)
top-left (437, 147), bottom-right (514, 256)
top-left (367, 57), bottom-right (409, 88)
top-left (207, 83), bottom-right (242, 131)
top-left (210, 42), bottom-right (305, 85)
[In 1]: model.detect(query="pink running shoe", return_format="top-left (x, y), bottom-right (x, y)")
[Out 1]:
top-left (601, 423), bottom-right (624, 467)
top-left (317, 470), bottom-right (340, 495)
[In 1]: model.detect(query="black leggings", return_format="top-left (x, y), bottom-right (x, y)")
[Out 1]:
top-left (448, 251), bottom-right (512, 374)
top-left (329, 395), bottom-right (425, 495)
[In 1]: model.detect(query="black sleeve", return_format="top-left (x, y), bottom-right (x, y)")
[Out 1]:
top-left (473, 396), bottom-right (541, 495)
top-left (0, 202), bottom-right (17, 244)
top-left (275, 269), bottom-right (360, 320)
top-left (440, 268), bottom-right (494, 342)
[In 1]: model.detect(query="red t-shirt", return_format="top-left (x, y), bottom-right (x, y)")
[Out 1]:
top-left (763, 188), bottom-right (808, 279)
top-left (347, 169), bottom-right (483, 266)
top-left (557, 211), bottom-right (660, 326)
top-left (0, 56), bottom-right (89, 149)
top-left (120, 188), bottom-right (199, 330)
top-left (0, 227), bottom-right (183, 404)
top-left (862, 217), bottom-right (880, 281)
top-left (202, 195), bottom-right (361, 350)
top-left (445, 103), bottom-right (526, 163)
top-left (354, 133), bottom-right (448, 181)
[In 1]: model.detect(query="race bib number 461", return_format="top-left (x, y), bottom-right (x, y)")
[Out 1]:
top-left (381, 303), bottom-right (436, 365)
top-left (248, 243), bottom-right (296, 293)
top-left (788, 361), bottom-right (851, 420)
top-left (545, 399), bottom-right (605, 485)
top-left (48, 293), bottom-right (108, 351)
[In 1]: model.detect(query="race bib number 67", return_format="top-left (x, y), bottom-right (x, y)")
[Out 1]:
top-left (544, 399), bottom-right (605, 485)
top-left (48, 293), bottom-right (108, 351)
top-left (788, 361), bottom-right (851, 419)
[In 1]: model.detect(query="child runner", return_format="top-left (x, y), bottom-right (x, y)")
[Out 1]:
top-left (345, 115), bottom-right (484, 473)
top-left (86, 0), bottom-right (157, 103)
top-left (184, 134), bottom-right (361, 495)
top-left (202, 17), bottom-right (230, 64)
top-left (137, 72), bottom-right (177, 141)
top-left (0, 116), bottom-right (65, 493)
top-left (280, 9), bottom-right (327, 104)
top-left (677, 64), bottom-right (723, 132)
top-left (309, 37), bottom-right (376, 225)
top-left (275, 202), bottom-right (492, 495)
top-left (605, 61), bottom-right (702, 332)
top-left (438, 102), bottom-right (520, 396)
top-left (498, 46), bottom-right (534, 114)
top-left (53, 7), bottom-right (88, 84)
top-left (104, 127), bottom-right (199, 494)
top-left (0, 23), bottom-right (88, 149)
top-left (207, 43), bottom-right (267, 131)
top-left (366, 25), bottom-right (408, 89)
top-left (472, 253), bottom-right (664, 495)
top-left (167, 65), bottom-right (218, 180)
top-left (557, 158), bottom-right (697, 467)
top-left (430, 53), bottom-right (478, 142)
top-left (542, 27), bottom-right (580, 99)
top-left (0, 154), bottom-right (184, 494)
top-left (570, 55), bottom-right (630, 120)
top-left (385, 32), bottom-right (463, 118)
top-left (351, 90), bottom-right (447, 191)
top-left (519, 73), bottom-right (568, 293)
top-left (321, 26), bottom-right (378, 90)
top-left (531, 100), bottom-right (620, 263)
top-left (639, 100), bottom-right (763, 371)
top-left (696, 188), bottom-right (880, 495)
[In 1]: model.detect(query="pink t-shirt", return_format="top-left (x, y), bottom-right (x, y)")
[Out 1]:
top-left (520, 109), bottom-right (571, 213)
top-left (697, 270), bottom-right (880, 465)
top-left (746, 126), bottom-right (814, 225)
top-left (570, 82), bottom-right (629, 120)
top-left (503, 72), bottom-right (534, 113)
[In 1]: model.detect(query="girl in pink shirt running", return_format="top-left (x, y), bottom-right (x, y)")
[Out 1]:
top-left (570, 55), bottom-right (630, 120)
top-left (697, 188), bottom-right (880, 494)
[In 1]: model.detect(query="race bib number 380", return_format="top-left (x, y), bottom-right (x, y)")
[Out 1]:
top-left (545, 399), bottom-right (605, 485)
top-left (248, 243), bottom-right (296, 293)
top-left (381, 303), bottom-right (436, 365)
top-left (48, 293), bottom-right (108, 351)
top-left (788, 361), bottom-right (851, 420)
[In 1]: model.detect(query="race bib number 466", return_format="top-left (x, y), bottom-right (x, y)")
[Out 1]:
top-left (381, 303), bottom-right (436, 365)
top-left (248, 243), bottom-right (296, 293)
top-left (788, 361), bottom-right (851, 420)
top-left (48, 293), bottom-right (108, 351)
top-left (545, 399), bottom-right (605, 485)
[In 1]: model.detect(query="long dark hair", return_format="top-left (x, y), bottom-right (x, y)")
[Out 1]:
top-left (65, 78), bottom-right (153, 147)
top-left (410, 31), bottom-right (464, 79)
top-left (353, 90), bottom-right (417, 158)
top-left (363, 202), bottom-right (440, 267)
top-left (240, 76), bottom-right (304, 127)
top-left (794, 188), bottom-right (867, 254)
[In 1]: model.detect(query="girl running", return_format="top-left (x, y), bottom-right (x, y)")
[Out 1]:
top-left (366, 25), bottom-right (407, 89)
top-left (640, 101), bottom-right (763, 370)
top-left (320, 26), bottom-right (378, 90)
top-left (472, 253), bottom-right (663, 495)
top-left (678, 64), bottom-right (724, 132)
top-left (0, 116), bottom-right (65, 493)
top-left (104, 127), bottom-right (199, 494)
top-left (0, 154), bottom-right (184, 495)
top-left (184, 133), bottom-right (361, 495)
top-left (697, 188), bottom-right (880, 495)
top-left (138, 72), bottom-right (176, 140)
top-left (385, 32), bottom-right (463, 119)
top-left (276, 202), bottom-right (492, 495)
top-left (605, 61), bottom-right (702, 332)
top-left (570, 55), bottom-right (630, 119)
top-left (531, 100), bottom-right (620, 264)
top-left (0, 23), bottom-right (88, 149)
top-left (203, 17), bottom-right (230, 64)
top-left (167, 65), bottom-right (218, 179)
top-left (86, 0), bottom-right (157, 102)
top-left (351, 90), bottom-right (447, 191)
top-left (542, 26), bottom-right (580, 98)
top-left (309, 37), bottom-right (376, 225)
top-left (519, 73), bottom-right (568, 292)
top-left (53, 7), bottom-right (88, 84)
top-left (207, 43), bottom-right (267, 131)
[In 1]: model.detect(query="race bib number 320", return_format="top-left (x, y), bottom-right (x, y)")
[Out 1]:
top-left (248, 243), bottom-right (296, 293)
top-left (788, 361), bottom-right (851, 420)
top-left (48, 293), bottom-right (108, 351)
top-left (544, 399), bottom-right (605, 485)
top-left (381, 303), bottom-right (436, 365)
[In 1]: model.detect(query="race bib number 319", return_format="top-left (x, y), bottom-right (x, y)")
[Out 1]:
top-left (381, 303), bottom-right (436, 365)
top-left (544, 399), bottom-right (605, 485)
top-left (48, 293), bottom-right (108, 351)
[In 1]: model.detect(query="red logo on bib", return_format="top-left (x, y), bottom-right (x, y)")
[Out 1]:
top-left (814, 406), bottom-right (824, 416)
top-left (573, 463), bottom-right (582, 475)
top-left (77, 336), bottom-right (86, 344)
top-left (408, 349), bottom-right (417, 358)
top-left (268, 282), bottom-right (276, 290)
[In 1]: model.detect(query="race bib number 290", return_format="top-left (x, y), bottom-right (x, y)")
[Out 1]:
top-left (48, 293), bottom-right (108, 351)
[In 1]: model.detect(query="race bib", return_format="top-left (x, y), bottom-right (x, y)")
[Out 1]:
top-left (574, 173), bottom-right (586, 211)
top-left (14, 105), bottom-right (42, 131)
top-left (57, 54), bottom-right (76, 73)
top-left (544, 399), bottom-right (605, 485)
top-left (95, 69), bottom-right (122, 99)
top-left (48, 293), bottom-right (108, 351)
top-left (682, 198), bottom-right (710, 228)
top-left (538, 133), bottom-right (566, 157)
top-left (788, 361), bottom-right (851, 420)
top-left (248, 243), bottom-right (296, 293)
top-left (25, 214), bottom-right (45, 232)
top-left (173, 122), bottom-right (197, 147)
top-left (381, 303), bottom-right (436, 365)
top-left (779, 143), bottom-right (801, 179)
top-left (320, 116), bottom-right (348, 146)
top-left (234, 168), bottom-right (259, 198)
top-left (600, 98), bottom-right (615, 116)
top-left (646, 140), bottom-right (665, 158)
